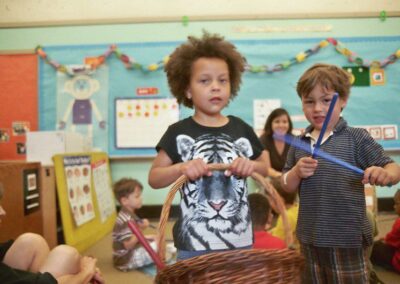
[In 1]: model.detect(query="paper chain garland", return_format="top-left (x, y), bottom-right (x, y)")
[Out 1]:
top-left (35, 38), bottom-right (400, 76)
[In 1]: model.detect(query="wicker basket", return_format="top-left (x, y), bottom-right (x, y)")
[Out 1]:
top-left (155, 164), bottom-right (304, 284)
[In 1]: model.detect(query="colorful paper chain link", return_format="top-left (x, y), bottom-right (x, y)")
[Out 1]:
top-left (35, 38), bottom-right (400, 76)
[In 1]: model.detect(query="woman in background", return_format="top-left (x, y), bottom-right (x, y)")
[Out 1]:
top-left (259, 108), bottom-right (293, 177)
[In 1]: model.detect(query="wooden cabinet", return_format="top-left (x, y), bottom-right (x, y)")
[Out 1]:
top-left (0, 162), bottom-right (57, 247)
top-left (40, 166), bottom-right (58, 248)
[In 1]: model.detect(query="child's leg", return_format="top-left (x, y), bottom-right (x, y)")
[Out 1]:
top-left (323, 246), bottom-right (369, 283)
top-left (370, 240), bottom-right (396, 271)
top-left (300, 243), bottom-right (327, 283)
top-left (39, 245), bottom-right (81, 278)
top-left (116, 241), bottom-right (157, 271)
top-left (301, 244), bottom-right (369, 283)
top-left (3, 233), bottom-right (50, 272)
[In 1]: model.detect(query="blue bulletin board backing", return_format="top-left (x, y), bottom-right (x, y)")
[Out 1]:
top-left (39, 36), bottom-right (400, 157)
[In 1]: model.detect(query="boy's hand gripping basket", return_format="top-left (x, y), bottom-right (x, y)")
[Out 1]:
top-left (155, 163), bottom-right (304, 284)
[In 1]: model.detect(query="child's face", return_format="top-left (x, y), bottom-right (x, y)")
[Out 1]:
top-left (186, 57), bottom-right (231, 118)
top-left (122, 187), bottom-right (143, 211)
top-left (301, 84), bottom-right (347, 132)
top-left (272, 114), bottom-right (290, 135)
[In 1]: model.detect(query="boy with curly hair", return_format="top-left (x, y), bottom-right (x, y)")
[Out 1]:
top-left (148, 31), bottom-right (269, 261)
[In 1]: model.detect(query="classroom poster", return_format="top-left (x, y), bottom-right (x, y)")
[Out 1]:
top-left (115, 98), bottom-right (179, 148)
top-left (253, 99), bottom-right (281, 135)
top-left (92, 159), bottom-right (115, 223)
top-left (64, 156), bottom-right (95, 226)
top-left (56, 66), bottom-right (109, 152)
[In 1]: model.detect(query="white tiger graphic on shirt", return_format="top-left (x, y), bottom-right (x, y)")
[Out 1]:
top-left (174, 133), bottom-right (253, 250)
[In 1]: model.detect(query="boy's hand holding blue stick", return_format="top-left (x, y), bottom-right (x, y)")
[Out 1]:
top-left (273, 133), bottom-right (364, 175)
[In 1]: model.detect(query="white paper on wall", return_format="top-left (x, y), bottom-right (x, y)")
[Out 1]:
top-left (92, 159), bottom-right (115, 223)
top-left (253, 99), bottom-right (281, 132)
top-left (116, 98), bottom-right (179, 148)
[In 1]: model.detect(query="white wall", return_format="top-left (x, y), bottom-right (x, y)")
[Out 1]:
top-left (1, 0), bottom-right (400, 27)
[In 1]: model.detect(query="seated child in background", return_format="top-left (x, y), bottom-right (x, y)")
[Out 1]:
top-left (269, 177), bottom-right (299, 249)
top-left (371, 189), bottom-right (400, 273)
top-left (112, 178), bottom-right (158, 271)
top-left (248, 193), bottom-right (286, 249)
top-left (0, 182), bottom-right (104, 284)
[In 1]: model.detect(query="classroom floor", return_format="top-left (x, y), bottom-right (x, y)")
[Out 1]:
top-left (83, 213), bottom-right (400, 284)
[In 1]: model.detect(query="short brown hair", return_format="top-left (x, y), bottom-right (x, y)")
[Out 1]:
top-left (113, 178), bottom-right (143, 202)
top-left (270, 177), bottom-right (297, 205)
top-left (165, 31), bottom-right (245, 108)
top-left (297, 63), bottom-right (351, 101)
top-left (248, 193), bottom-right (271, 228)
top-left (394, 189), bottom-right (400, 202)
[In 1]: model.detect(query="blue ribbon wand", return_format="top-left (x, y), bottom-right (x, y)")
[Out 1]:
top-left (312, 92), bottom-right (338, 158)
top-left (273, 133), bottom-right (364, 175)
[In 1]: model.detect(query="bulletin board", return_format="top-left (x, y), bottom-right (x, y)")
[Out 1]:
top-left (0, 54), bottom-right (38, 160)
top-left (115, 97), bottom-right (179, 148)
top-left (38, 36), bottom-right (400, 157)
top-left (53, 152), bottom-right (116, 253)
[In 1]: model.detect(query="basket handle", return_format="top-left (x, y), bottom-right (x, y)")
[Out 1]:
top-left (156, 163), bottom-right (293, 262)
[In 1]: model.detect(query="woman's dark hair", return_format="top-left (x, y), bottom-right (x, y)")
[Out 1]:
top-left (261, 108), bottom-right (293, 140)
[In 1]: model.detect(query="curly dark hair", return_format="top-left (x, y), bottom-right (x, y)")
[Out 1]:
top-left (297, 63), bottom-right (351, 101)
top-left (164, 31), bottom-right (245, 108)
top-left (113, 178), bottom-right (143, 202)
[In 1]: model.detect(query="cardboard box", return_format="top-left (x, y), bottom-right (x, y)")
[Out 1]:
top-left (365, 184), bottom-right (378, 214)
top-left (26, 131), bottom-right (89, 165)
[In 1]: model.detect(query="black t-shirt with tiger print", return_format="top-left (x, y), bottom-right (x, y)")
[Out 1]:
top-left (156, 115), bottom-right (264, 251)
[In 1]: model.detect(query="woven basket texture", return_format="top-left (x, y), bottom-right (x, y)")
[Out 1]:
top-left (155, 163), bottom-right (304, 284)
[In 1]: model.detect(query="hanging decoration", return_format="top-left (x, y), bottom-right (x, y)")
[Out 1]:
top-left (35, 38), bottom-right (400, 76)
top-left (379, 11), bottom-right (387, 22)
top-left (182, 15), bottom-right (189, 27)
top-left (343, 66), bottom-right (371, 87)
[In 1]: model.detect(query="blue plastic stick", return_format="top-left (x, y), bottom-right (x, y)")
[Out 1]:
top-left (273, 133), bottom-right (364, 175)
top-left (312, 93), bottom-right (339, 158)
